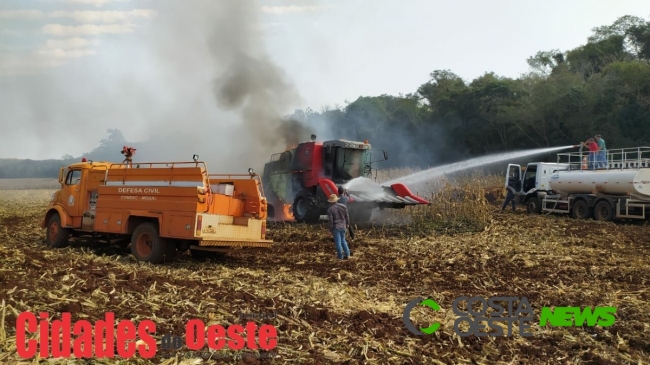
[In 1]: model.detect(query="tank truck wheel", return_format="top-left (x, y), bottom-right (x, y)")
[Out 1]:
top-left (526, 197), bottom-right (542, 214)
top-left (594, 200), bottom-right (614, 222)
top-left (45, 213), bottom-right (70, 248)
top-left (130, 223), bottom-right (174, 264)
top-left (571, 200), bottom-right (592, 220)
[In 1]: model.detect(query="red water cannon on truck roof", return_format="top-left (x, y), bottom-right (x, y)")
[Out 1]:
top-left (262, 135), bottom-right (429, 224)
top-left (507, 145), bottom-right (650, 221)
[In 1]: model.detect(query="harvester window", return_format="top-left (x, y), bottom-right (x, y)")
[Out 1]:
top-left (65, 170), bottom-right (82, 186)
top-left (335, 148), bottom-right (365, 180)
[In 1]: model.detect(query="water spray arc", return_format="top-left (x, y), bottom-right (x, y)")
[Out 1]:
top-left (382, 145), bottom-right (577, 187)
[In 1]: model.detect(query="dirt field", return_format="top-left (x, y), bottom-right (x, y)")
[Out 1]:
top-left (0, 188), bottom-right (649, 364)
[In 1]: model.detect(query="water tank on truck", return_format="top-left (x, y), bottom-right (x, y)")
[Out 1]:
top-left (549, 169), bottom-right (650, 197)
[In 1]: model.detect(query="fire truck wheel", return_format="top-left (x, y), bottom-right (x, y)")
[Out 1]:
top-left (130, 223), bottom-right (174, 263)
top-left (45, 213), bottom-right (70, 248)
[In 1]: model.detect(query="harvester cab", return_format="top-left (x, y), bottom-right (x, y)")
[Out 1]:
top-left (262, 136), bottom-right (429, 224)
top-left (322, 139), bottom-right (375, 182)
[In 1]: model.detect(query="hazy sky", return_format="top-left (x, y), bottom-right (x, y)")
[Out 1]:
top-left (2, 0), bottom-right (650, 161)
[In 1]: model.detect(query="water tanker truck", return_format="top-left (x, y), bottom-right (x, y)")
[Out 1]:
top-left (262, 135), bottom-right (429, 224)
top-left (506, 146), bottom-right (650, 221)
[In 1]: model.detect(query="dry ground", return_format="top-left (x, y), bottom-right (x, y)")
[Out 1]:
top-left (0, 186), bottom-right (649, 365)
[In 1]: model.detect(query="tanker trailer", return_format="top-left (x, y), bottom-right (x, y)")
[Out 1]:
top-left (504, 146), bottom-right (650, 221)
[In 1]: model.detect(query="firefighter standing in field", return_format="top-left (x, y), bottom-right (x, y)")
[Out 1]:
top-left (501, 170), bottom-right (521, 213)
top-left (326, 194), bottom-right (352, 260)
top-left (337, 186), bottom-right (356, 240)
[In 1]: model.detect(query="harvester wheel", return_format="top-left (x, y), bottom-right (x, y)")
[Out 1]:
top-left (594, 200), bottom-right (614, 221)
top-left (130, 222), bottom-right (175, 264)
top-left (45, 213), bottom-right (70, 248)
top-left (526, 197), bottom-right (541, 214)
top-left (571, 200), bottom-right (591, 220)
top-left (293, 196), bottom-right (320, 223)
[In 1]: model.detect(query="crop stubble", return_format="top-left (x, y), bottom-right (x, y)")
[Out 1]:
top-left (0, 187), bottom-right (649, 365)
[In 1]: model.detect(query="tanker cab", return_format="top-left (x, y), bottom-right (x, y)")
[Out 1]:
top-left (60, 168), bottom-right (85, 227)
top-left (505, 164), bottom-right (523, 193)
top-left (522, 164), bottom-right (539, 193)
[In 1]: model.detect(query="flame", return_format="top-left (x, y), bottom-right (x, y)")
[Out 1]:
top-left (286, 144), bottom-right (297, 151)
top-left (269, 203), bottom-right (294, 222)
top-left (282, 204), bottom-right (294, 220)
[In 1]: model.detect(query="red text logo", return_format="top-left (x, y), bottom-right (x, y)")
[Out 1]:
top-left (15, 311), bottom-right (279, 359)
top-left (16, 312), bottom-right (156, 359)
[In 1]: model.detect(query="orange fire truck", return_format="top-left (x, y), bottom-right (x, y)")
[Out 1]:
top-left (41, 156), bottom-right (272, 264)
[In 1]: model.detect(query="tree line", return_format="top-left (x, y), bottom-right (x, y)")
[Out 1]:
top-left (3, 15), bottom-right (650, 177)
top-left (0, 130), bottom-right (123, 179)
top-left (292, 15), bottom-right (650, 168)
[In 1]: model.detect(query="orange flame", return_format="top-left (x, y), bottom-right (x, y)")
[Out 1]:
top-left (282, 204), bottom-right (294, 220)
top-left (270, 203), bottom-right (294, 222)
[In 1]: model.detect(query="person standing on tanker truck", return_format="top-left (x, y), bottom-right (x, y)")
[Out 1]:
top-left (326, 194), bottom-right (352, 260)
top-left (581, 138), bottom-right (599, 170)
top-left (501, 170), bottom-right (521, 213)
top-left (595, 134), bottom-right (607, 168)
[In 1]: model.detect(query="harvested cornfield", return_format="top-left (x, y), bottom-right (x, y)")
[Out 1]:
top-left (1, 182), bottom-right (649, 364)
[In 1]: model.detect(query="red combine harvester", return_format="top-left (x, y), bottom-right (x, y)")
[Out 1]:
top-left (262, 135), bottom-right (429, 224)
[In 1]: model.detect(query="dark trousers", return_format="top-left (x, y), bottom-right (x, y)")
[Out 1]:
top-left (502, 189), bottom-right (516, 211)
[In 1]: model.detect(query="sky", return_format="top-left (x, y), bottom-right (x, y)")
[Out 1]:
top-left (2, 0), bottom-right (650, 165)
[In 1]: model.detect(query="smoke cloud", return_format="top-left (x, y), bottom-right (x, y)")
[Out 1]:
top-left (0, 0), bottom-right (315, 173)
top-left (207, 0), bottom-right (314, 157)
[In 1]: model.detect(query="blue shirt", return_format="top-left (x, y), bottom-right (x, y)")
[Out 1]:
top-left (597, 139), bottom-right (606, 151)
top-left (338, 195), bottom-right (349, 206)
